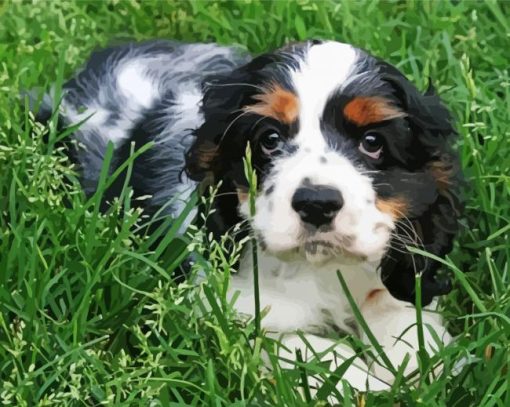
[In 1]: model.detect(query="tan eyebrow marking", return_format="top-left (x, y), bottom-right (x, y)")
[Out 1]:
top-left (375, 196), bottom-right (409, 220)
top-left (244, 84), bottom-right (299, 124)
top-left (343, 96), bottom-right (406, 126)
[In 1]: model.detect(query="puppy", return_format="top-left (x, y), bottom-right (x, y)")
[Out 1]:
top-left (36, 39), bottom-right (463, 391)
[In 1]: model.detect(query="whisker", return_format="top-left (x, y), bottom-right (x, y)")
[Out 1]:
top-left (205, 82), bottom-right (267, 93)
top-left (250, 115), bottom-right (270, 132)
top-left (371, 182), bottom-right (392, 188)
top-left (396, 215), bottom-right (425, 251)
top-left (218, 110), bottom-right (254, 146)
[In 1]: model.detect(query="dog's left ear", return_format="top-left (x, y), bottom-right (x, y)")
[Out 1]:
top-left (380, 71), bottom-right (464, 305)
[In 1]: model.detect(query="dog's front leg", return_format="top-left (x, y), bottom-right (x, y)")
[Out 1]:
top-left (360, 289), bottom-right (452, 383)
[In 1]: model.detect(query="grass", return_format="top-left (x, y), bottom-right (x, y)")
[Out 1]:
top-left (0, 0), bottom-right (509, 405)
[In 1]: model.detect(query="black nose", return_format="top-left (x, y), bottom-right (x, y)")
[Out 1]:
top-left (291, 184), bottom-right (344, 228)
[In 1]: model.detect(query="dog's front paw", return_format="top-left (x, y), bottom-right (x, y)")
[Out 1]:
top-left (275, 333), bottom-right (390, 401)
top-left (361, 290), bottom-right (452, 383)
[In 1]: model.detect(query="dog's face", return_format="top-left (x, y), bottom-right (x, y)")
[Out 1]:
top-left (186, 40), bottom-right (462, 304)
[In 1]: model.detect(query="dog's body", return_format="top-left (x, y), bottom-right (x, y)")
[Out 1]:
top-left (41, 41), bottom-right (248, 218)
top-left (37, 40), bottom-right (462, 390)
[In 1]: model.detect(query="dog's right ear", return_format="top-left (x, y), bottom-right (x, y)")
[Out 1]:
top-left (185, 54), bottom-right (279, 182)
top-left (184, 83), bottom-right (246, 183)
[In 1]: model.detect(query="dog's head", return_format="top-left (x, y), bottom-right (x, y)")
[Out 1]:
top-left (185, 40), bottom-right (462, 305)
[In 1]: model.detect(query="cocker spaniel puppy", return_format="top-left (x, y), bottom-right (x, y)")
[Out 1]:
top-left (36, 40), bottom-right (463, 390)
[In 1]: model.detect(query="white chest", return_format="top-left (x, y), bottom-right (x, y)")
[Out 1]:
top-left (228, 246), bottom-right (385, 335)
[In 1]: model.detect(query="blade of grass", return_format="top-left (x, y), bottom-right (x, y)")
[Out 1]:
top-left (336, 270), bottom-right (397, 377)
top-left (315, 354), bottom-right (357, 400)
top-left (243, 144), bottom-right (260, 338)
top-left (414, 272), bottom-right (430, 381)
top-left (295, 349), bottom-right (312, 403)
top-left (407, 247), bottom-right (487, 313)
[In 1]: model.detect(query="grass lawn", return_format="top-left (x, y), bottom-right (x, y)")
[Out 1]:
top-left (1, 0), bottom-right (509, 405)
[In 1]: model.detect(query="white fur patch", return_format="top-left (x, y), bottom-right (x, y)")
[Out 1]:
top-left (230, 244), bottom-right (450, 387)
top-left (291, 41), bottom-right (358, 142)
top-left (117, 60), bottom-right (158, 109)
top-left (62, 101), bottom-right (104, 128)
top-left (231, 242), bottom-right (384, 334)
top-left (157, 87), bottom-right (204, 144)
top-left (177, 90), bottom-right (203, 113)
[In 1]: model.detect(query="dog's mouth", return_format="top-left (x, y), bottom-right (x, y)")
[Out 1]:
top-left (303, 239), bottom-right (333, 253)
top-left (255, 227), bottom-right (381, 265)
top-left (301, 238), bottom-right (368, 264)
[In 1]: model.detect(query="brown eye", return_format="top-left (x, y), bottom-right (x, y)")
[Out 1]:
top-left (359, 132), bottom-right (383, 159)
top-left (260, 131), bottom-right (283, 155)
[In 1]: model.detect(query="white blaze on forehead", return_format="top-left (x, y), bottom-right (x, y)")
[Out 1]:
top-left (290, 41), bottom-right (358, 148)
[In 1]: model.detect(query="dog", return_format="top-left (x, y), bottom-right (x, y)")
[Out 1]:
top-left (35, 39), bottom-right (463, 391)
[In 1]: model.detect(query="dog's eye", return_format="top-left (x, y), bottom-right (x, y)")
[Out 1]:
top-left (260, 131), bottom-right (283, 155)
top-left (359, 132), bottom-right (383, 159)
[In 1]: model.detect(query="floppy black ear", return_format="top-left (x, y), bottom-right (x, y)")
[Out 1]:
top-left (184, 79), bottom-right (249, 183)
top-left (381, 185), bottom-right (463, 305)
top-left (185, 43), bottom-right (308, 183)
top-left (185, 54), bottom-right (275, 183)
top-left (379, 73), bottom-right (464, 305)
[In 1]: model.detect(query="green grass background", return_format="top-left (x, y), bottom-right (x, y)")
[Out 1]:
top-left (0, 0), bottom-right (509, 405)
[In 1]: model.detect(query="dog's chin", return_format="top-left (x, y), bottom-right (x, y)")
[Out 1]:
top-left (303, 241), bottom-right (370, 265)
top-left (263, 240), bottom-right (370, 266)
top-left (303, 247), bottom-right (335, 264)
top-left (302, 241), bottom-right (336, 264)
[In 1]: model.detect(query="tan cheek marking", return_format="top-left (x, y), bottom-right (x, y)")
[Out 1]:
top-left (343, 96), bottom-right (406, 126)
top-left (376, 196), bottom-right (409, 220)
top-left (428, 159), bottom-right (453, 194)
top-left (366, 288), bottom-right (385, 301)
top-left (244, 84), bottom-right (299, 124)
